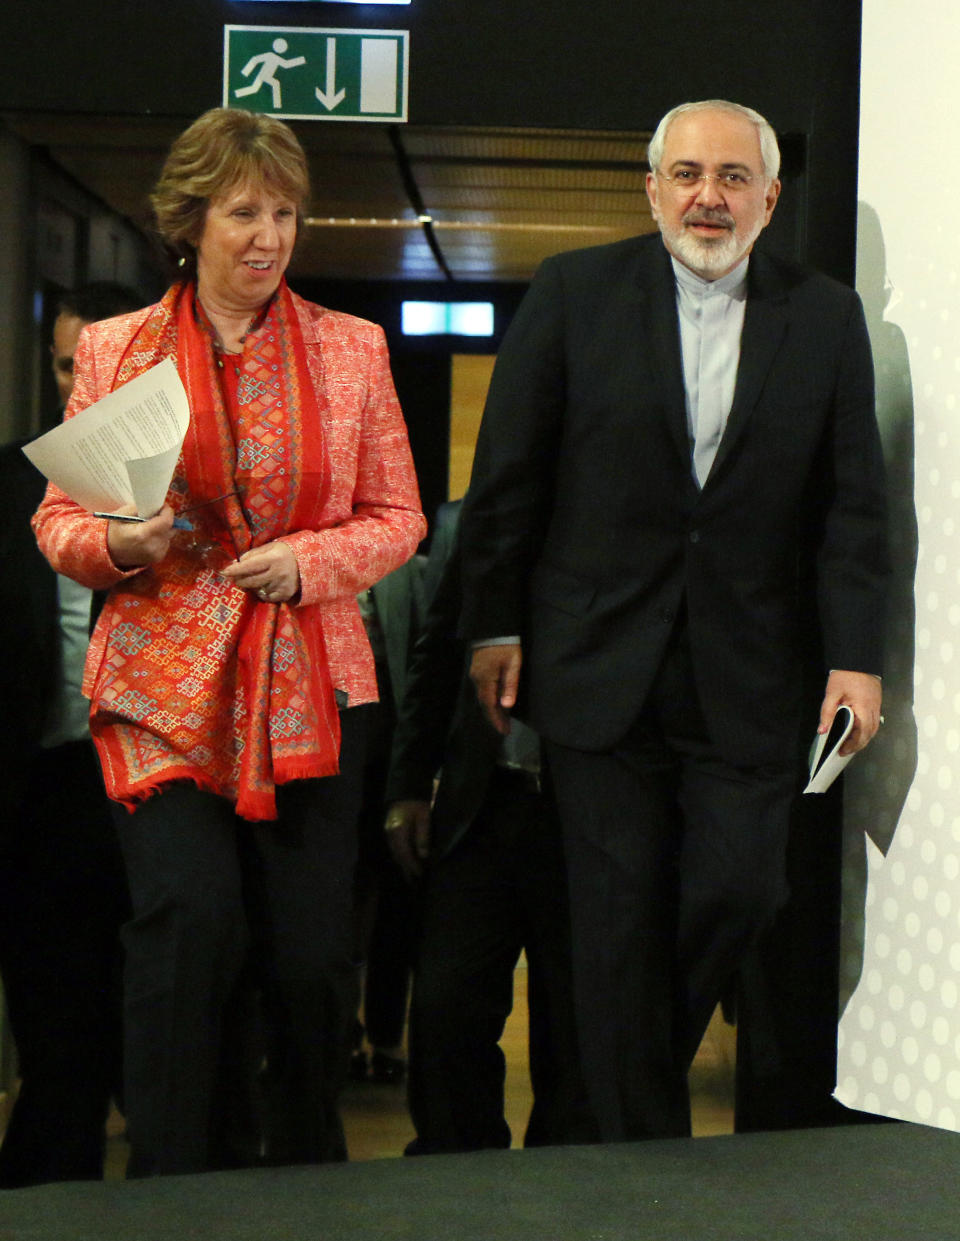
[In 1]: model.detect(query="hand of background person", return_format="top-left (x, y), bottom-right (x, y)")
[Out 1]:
top-left (384, 799), bottom-right (431, 881)
top-left (220, 540), bottom-right (301, 603)
top-left (818, 669), bottom-right (883, 756)
top-left (469, 642), bottom-right (522, 736)
top-left (107, 503), bottom-right (175, 568)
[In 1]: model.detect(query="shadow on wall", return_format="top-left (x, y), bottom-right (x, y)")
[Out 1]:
top-left (838, 200), bottom-right (919, 1010)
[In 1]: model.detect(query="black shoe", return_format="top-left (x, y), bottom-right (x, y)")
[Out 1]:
top-left (370, 1051), bottom-right (405, 1085)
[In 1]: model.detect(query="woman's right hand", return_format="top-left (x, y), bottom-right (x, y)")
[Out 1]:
top-left (106, 504), bottom-right (176, 568)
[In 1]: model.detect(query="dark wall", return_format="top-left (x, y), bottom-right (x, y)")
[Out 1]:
top-left (296, 277), bottom-right (526, 536)
top-left (1, 1), bottom-right (862, 281)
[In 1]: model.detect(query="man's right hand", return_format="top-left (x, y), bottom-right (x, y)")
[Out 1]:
top-left (106, 503), bottom-right (175, 568)
top-left (469, 642), bottom-right (522, 736)
top-left (384, 799), bottom-right (431, 881)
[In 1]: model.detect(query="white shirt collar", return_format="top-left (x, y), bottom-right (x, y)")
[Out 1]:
top-left (671, 254), bottom-right (750, 299)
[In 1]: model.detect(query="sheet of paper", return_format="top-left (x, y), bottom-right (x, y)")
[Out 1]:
top-left (22, 358), bottom-right (189, 516)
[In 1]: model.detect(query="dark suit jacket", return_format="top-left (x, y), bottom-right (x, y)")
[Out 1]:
top-left (368, 556), bottom-right (427, 718)
top-left (459, 234), bottom-right (889, 768)
top-left (385, 515), bottom-right (503, 859)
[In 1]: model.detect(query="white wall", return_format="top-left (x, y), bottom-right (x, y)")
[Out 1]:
top-left (838, 0), bottom-right (960, 1130)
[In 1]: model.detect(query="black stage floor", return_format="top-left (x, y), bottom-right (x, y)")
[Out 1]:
top-left (1, 1121), bottom-right (955, 1240)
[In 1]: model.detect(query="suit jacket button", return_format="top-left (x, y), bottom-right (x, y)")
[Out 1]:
top-left (689, 529), bottom-right (701, 544)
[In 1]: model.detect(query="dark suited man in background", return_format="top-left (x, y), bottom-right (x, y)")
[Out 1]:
top-left (459, 100), bottom-right (889, 1142)
top-left (350, 555), bottom-right (426, 1084)
top-left (0, 283), bottom-right (139, 1186)
top-left (385, 503), bottom-right (594, 1153)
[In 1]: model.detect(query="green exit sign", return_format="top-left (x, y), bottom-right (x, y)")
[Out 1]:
top-left (223, 26), bottom-right (409, 122)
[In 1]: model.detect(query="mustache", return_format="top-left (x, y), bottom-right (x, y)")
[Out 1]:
top-left (683, 209), bottom-right (735, 230)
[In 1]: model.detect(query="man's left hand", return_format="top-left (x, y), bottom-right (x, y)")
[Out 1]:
top-left (818, 669), bottom-right (883, 756)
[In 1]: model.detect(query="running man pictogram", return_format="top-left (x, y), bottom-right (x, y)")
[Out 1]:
top-left (234, 38), bottom-right (306, 109)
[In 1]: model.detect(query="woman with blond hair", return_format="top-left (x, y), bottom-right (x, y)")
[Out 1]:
top-left (33, 107), bottom-right (425, 1175)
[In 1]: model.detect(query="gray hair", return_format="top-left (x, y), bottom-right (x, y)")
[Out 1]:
top-left (647, 99), bottom-right (781, 182)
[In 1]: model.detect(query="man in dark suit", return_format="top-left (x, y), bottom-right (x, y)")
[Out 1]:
top-left (384, 503), bottom-right (594, 1152)
top-left (459, 100), bottom-right (888, 1141)
top-left (0, 283), bottom-right (138, 1186)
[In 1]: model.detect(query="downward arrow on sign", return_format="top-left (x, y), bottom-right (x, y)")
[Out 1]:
top-left (315, 38), bottom-right (346, 110)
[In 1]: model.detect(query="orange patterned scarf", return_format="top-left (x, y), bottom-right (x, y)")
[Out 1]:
top-left (90, 279), bottom-right (341, 821)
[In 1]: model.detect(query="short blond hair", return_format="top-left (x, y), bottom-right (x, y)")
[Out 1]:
top-left (151, 107), bottom-right (310, 278)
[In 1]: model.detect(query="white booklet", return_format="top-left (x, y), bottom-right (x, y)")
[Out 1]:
top-left (22, 358), bottom-right (189, 519)
top-left (803, 704), bottom-right (855, 794)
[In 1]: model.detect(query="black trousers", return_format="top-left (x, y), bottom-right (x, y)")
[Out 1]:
top-left (0, 740), bottom-right (129, 1189)
top-left (113, 710), bottom-right (364, 1176)
top-left (545, 626), bottom-right (796, 1142)
top-left (407, 767), bottom-right (596, 1153)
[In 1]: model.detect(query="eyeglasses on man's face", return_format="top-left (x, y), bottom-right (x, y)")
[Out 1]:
top-left (656, 168), bottom-right (757, 193)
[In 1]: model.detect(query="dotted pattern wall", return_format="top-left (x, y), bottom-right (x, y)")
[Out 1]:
top-left (838, 6), bottom-right (960, 1131)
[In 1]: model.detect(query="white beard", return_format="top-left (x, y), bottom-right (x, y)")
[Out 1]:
top-left (659, 215), bottom-right (764, 280)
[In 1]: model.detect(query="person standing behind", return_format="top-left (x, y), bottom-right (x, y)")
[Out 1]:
top-left (460, 99), bottom-right (888, 1142)
top-left (350, 555), bottom-right (426, 1085)
top-left (0, 283), bottom-right (140, 1188)
top-left (32, 107), bottom-right (425, 1176)
top-left (49, 287), bottom-right (144, 428)
top-left (385, 504), bottom-right (595, 1153)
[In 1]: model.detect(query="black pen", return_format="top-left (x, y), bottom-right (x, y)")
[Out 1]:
top-left (92, 492), bottom-right (238, 528)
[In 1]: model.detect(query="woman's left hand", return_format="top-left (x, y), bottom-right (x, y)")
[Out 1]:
top-left (220, 540), bottom-right (301, 604)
